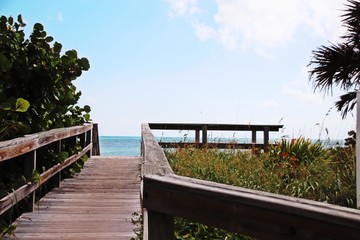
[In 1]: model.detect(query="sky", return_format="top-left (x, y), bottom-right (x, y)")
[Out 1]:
top-left (1, 0), bottom-right (356, 140)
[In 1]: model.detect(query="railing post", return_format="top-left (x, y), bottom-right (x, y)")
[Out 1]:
top-left (147, 210), bottom-right (174, 240)
top-left (263, 127), bottom-right (269, 150)
top-left (86, 128), bottom-right (92, 157)
top-left (92, 123), bottom-right (100, 156)
top-left (252, 130), bottom-right (256, 144)
top-left (80, 132), bottom-right (86, 149)
top-left (195, 130), bottom-right (200, 144)
top-left (23, 150), bottom-right (36, 212)
top-left (50, 140), bottom-right (62, 188)
top-left (202, 124), bottom-right (208, 146)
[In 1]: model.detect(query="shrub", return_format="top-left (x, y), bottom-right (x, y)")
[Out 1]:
top-left (0, 15), bottom-right (92, 235)
top-left (0, 15), bottom-right (91, 140)
top-left (166, 138), bottom-right (356, 239)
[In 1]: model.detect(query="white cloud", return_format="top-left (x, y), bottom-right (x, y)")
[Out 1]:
top-left (164, 0), bottom-right (200, 17)
top-left (165, 0), bottom-right (345, 51)
top-left (192, 20), bottom-right (216, 41)
top-left (214, 0), bottom-right (305, 49)
top-left (282, 80), bottom-right (322, 103)
top-left (57, 12), bottom-right (63, 22)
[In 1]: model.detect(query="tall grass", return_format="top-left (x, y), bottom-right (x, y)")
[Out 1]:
top-left (165, 137), bottom-right (356, 239)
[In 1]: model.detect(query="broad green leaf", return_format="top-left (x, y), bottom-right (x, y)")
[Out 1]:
top-left (0, 52), bottom-right (13, 71)
top-left (0, 102), bottom-right (11, 110)
top-left (65, 50), bottom-right (77, 59)
top-left (17, 14), bottom-right (26, 27)
top-left (0, 16), bottom-right (7, 24)
top-left (53, 42), bottom-right (62, 53)
top-left (73, 162), bottom-right (82, 173)
top-left (83, 105), bottom-right (91, 113)
top-left (45, 36), bottom-right (53, 42)
top-left (81, 154), bottom-right (88, 162)
top-left (79, 57), bottom-right (90, 70)
top-left (84, 113), bottom-right (90, 122)
top-left (32, 169), bottom-right (41, 183)
top-left (41, 30), bottom-right (47, 38)
top-left (8, 16), bottom-right (13, 25)
top-left (14, 98), bottom-right (30, 112)
top-left (60, 151), bottom-right (69, 160)
top-left (34, 23), bottom-right (43, 31)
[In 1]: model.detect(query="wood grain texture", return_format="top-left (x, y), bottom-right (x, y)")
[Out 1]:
top-left (5, 156), bottom-right (141, 240)
top-left (143, 174), bottom-right (360, 240)
top-left (0, 123), bottom-right (92, 162)
top-left (0, 143), bottom-right (92, 215)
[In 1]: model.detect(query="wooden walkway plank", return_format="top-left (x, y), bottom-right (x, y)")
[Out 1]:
top-left (4, 156), bottom-right (142, 240)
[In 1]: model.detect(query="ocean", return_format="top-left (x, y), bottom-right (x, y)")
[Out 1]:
top-left (99, 136), bottom-right (344, 156)
top-left (99, 136), bottom-right (141, 156)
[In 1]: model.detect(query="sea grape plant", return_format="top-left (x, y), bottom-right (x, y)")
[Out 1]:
top-left (0, 97), bottom-right (30, 140)
top-left (0, 15), bottom-right (91, 140)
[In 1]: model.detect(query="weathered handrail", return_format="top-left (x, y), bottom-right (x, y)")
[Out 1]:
top-left (0, 123), bottom-right (99, 216)
top-left (141, 123), bottom-right (360, 240)
top-left (149, 122), bottom-right (283, 149)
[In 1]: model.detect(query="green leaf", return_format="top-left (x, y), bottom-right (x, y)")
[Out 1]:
top-left (72, 162), bottom-right (82, 173)
top-left (53, 42), bottom-right (62, 53)
top-left (34, 23), bottom-right (44, 31)
top-left (41, 30), bottom-right (47, 38)
top-left (65, 50), bottom-right (77, 59)
top-left (83, 105), bottom-right (91, 113)
top-left (0, 52), bottom-right (13, 71)
top-left (60, 151), bottom-right (69, 160)
top-left (8, 16), bottom-right (13, 25)
top-left (45, 36), bottom-right (53, 42)
top-left (79, 57), bottom-right (90, 70)
top-left (0, 16), bottom-right (7, 24)
top-left (84, 113), bottom-right (90, 122)
top-left (32, 169), bottom-right (41, 183)
top-left (17, 14), bottom-right (25, 27)
top-left (81, 154), bottom-right (88, 162)
top-left (14, 98), bottom-right (30, 112)
top-left (0, 102), bottom-right (11, 111)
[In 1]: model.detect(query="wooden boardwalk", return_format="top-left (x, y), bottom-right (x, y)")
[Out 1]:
top-left (5, 156), bottom-right (141, 240)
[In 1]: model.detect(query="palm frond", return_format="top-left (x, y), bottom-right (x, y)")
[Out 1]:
top-left (335, 91), bottom-right (357, 118)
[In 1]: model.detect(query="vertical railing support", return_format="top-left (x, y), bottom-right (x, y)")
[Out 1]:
top-left (263, 127), bottom-right (269, 150)
top-left (92, 123), bottom-right (100, 156)
top-left (147, 210), bottom-right (174, 240)
top-left (23, 150), bottom-right (36, 212)
top-left (202, 124), bottom-right (208, 146)
top-left (356, 91), bottom-right (360, 208)
top-left (52, 140), bottom-right (62, 188)
top-left (252, 130), bottom-right (256, 144)
top-left (195, 130), bottom-right (200, 144)
top-left (86, 128), bottom-right (92, 157)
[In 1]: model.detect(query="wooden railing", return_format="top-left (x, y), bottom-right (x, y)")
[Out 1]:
top-left (141, 123), bottom-right (360, 240)
top-left (0, 123), bottom-right (99, 217)
top-left (149, 123), bottom-right (283, 149)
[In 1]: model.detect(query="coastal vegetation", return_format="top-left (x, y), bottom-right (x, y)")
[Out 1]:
top-left (166, 134), bottom-right (356, 239)
top-left (0, 15), bottom-right (91, 235)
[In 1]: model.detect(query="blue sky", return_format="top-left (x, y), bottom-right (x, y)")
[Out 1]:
top-left (2, 0), bottom-right (356, 140)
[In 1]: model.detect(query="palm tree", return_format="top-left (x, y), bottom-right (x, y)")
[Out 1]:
top-left (309, 0), bottom-right (360, 118)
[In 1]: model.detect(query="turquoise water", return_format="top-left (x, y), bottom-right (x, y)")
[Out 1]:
top-left (99, 136), bottom-right (344, 156)
top-left (99, 136), bottom-right (141, 156)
